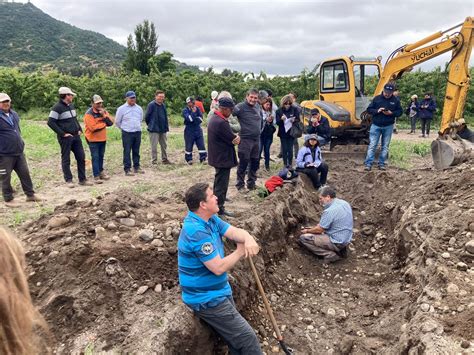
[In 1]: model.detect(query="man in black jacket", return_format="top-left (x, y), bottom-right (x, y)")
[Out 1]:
top-left (306, 108), bottom-right (331, 146)
top-left (145, 90), bottom-right (172, 165)
top-left (207, 97), bottom-right (240, 217)
top-left (47, 87), bottom-right (92, 187)
top-left (0, 93), bottom-right (41, 206)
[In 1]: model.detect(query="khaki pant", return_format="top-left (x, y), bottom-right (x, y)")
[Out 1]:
top-left (299, 233), bottom-right (343, 262)
top-left (149, 132), bottom-right (168, 163)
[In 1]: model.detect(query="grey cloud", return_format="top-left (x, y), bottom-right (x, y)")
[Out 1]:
top-left (33, 0), bottom-right (473, 74)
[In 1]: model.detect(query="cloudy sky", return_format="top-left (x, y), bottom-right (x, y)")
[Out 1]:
top-left (31, 0), bottom-right (473, 75)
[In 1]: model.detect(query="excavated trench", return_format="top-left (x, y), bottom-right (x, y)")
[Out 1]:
top-left (22, 160), bottom-right (473, 354)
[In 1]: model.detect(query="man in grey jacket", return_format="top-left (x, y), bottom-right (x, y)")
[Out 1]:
top-left (233, 89), bottom-right (263, 191)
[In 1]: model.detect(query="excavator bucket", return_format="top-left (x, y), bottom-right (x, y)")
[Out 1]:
top-left (431, 136), bottom-right (474, 170)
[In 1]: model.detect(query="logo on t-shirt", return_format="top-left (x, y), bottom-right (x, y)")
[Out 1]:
top-left (201, 242), bottom-right (214, 255)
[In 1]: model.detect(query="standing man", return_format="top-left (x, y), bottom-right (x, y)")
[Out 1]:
top-left (364, 83), bottom-right (402, 171)
top-left (178, 183), bottom-right (261, 354)
top-left (182, 97), bottom-right (207, 165)
top-left (48, 87), bottom-right (92, 187)
top-left (418, 92), bottom-right (437, 138)
top-left (289, 92), bottom-right (302, 158)
top-left (233, 89), bottom-right (262, 191)
top-left (207, 97), bottom-right (240, 217)
top-left (145, 90), bottom-right (171, 165)
top-left (116, 91), bottom-right (145, 176)
top-left (299, 186), bottom-right (353, 264)
top-left (83, 95), bottom-right (113, 184)
top-left (0, 93), bottom-right (41, 205)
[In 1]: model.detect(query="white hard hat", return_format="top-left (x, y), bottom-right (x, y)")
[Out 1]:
top-left (211, 91), bottom-right (218, 99)
top-left (0, 93), bottom-right (11, 102)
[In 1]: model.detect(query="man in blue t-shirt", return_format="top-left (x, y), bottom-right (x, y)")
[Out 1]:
top-left (178, 183), bottom-right (262, 354)
top-left (299, 186), bottom-right (353, 264)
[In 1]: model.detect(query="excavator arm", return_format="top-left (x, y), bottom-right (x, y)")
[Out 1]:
top-left (373, 17), bottom-right (474, 169)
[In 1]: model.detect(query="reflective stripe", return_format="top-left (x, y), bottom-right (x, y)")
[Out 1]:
top-left (58, 111), bottom-right (76, 120)
top-left (49, 110), bottom-right (59, 119)
top-left (198, 150), bottom-right (207, 153)
top-left (185, 151), bottom-right (192, 155)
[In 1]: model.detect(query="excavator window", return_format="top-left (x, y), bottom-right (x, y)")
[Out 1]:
top-left (321, 61), bottom-right (349, 93)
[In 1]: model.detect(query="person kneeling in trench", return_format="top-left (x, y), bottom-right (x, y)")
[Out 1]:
top-left (299, 186), bottom-right (353, 263)
top-left (178, 182), bottom-right (262, 354)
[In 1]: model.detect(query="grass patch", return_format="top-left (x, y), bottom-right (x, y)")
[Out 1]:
top-left (390, 141), bottom-right (431, 169)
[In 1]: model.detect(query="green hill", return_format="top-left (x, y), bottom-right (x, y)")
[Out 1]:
top-left (0, 2), bottom-right (126, 74)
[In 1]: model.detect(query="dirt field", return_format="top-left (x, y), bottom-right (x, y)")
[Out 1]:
top-left (5, 131), bottom-right (474, 354)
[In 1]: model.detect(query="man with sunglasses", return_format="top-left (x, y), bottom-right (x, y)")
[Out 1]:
top-left (48, 87), bottom-right (92, 187)
top-left (0, 93), bottom-right (41, 206)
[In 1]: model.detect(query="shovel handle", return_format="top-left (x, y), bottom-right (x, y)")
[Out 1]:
top-left (248, 257), bottom-right (283, 340)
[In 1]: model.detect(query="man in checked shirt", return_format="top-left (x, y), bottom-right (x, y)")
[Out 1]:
top-left (299, 186), bottom-right (353, 263)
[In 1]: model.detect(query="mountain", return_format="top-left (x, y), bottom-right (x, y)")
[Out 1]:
top-left (0, 2), bottom-right (126, 74)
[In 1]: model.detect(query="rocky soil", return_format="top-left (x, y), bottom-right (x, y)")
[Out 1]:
top-left (19, 159), bottom-right (474, 354)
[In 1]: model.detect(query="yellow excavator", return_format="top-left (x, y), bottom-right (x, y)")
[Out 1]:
top-left (301, 17), bottom-right (473, 169)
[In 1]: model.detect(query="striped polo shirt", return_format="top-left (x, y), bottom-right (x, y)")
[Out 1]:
top-left (319, 198), bottom-right (353, 245)
top-left (178, 211), bottom-right (231, 310)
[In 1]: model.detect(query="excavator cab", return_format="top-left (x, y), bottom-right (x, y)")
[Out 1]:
top-left (301, 57), bottom-right (382, 146)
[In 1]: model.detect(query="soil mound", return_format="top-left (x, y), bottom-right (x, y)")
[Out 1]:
top-left (21, 162), bottom-right (473, 353)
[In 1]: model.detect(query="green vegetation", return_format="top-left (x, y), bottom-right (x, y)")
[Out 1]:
top-left (0, 2), bottom-right (125, 74)
top-left (124, 20), bottom-right (159, 75)
top-left (389, 141), bottom-right (432, 169)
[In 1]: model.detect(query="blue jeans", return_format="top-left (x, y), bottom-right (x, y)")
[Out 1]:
top-left (122, 130), bottom-right (141, 172)
top-left (194, 297), bottom-right (262, 355)
top-left (364, 124), bottom-right (393, 167)
top-left (88, 141), bottom-right (106, 177)
top-left (259, 134), bottom-right (273, 169)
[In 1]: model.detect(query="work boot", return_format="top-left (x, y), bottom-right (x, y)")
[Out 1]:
top-left (94, 176), bottom-right (104, 184)
top-left (218, 209), bottom-right (235, 218)
top-left (186, 160), bottom-right (193, 166)
top-left (65, 181), bottom-right (75, 188)
top-left (322, 254), bottom-right (342, 264)
top-left (162, 159), bottom-right (173, 165)
top-left (337, 246), bottom-right (348, 258)
top-left (79, 180), bottom-right (93, 186)
top-left (99, 172), bottom-right (110, 180)
top-left (4, 199), bottom-right (20, 208)
top-left (364, 165), bottom-right (372, 172)
top-left (378, 165), bottom-right (386, 171)
top-left (419, 134), bottom-right (425, 138)
top-left (134, 167), bottom-right (145, 174)
top-left (125, 170), bottom-right (135, 176)
top-left (26, 194), bottom-right (42, 202)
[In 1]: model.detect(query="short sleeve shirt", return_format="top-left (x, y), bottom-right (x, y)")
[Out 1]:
top-left (178, 211), bottom-right (231, 309)
top-left (319, 198), bottom-right (353, 245)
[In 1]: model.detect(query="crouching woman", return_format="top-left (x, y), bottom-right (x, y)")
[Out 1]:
top-left (295, 134), bottom-right (328, 189)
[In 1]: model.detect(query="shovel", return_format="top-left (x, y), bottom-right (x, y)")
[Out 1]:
top-left (248, 257), bottom-right (293, 354)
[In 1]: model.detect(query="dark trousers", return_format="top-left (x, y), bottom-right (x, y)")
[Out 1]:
top-left (410, 115), bottom-right (417, 132)
top-left (420, 118), bottom-right (431, 135)
top-left (122, 130), bottom-right (141, 172)
top-left (184, 127), bottom-right (207, 162)
top-left (58, 135), bottom-right (86, 182)
top-left (214, 167), bottom-right (231, 213)
top-left (88, 141), bottom-right (106, 177)
top-left (194, 298), bottom-right (262, 355)
top-left (259, 134), bottom-right (273, 169)
top-left (237, 138), bottom-right (260, 189)
top-left (0, 154), bottom-right (35, 201)
top-left (280, 136), bottom-right (295, 167)
top-left (297, 162), bottom-right (329, 189)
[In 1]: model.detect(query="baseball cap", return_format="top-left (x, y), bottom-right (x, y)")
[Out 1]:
top-left (92, 94), bottom-right (103, 104)
top-left (58, 87), bottom-right (76, 96)
top-left (0, 93), bottom-right (11, 102)
top-left (308, 134), bottom-right (318, 141)
top-left (310, 108), bottom-right (320, 115)
top-left (218, 97), bottom-right (234, 108)
top-left (383, 84), bottom-right (395, 92)
top-left (125, 91), bottom-right (136, 98)
top-left (411, 94), bottom-right (418, 100)
top-left (186, 96), bottom-right (195, 104)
